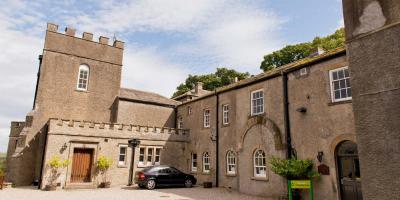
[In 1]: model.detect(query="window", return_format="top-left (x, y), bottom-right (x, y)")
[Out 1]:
top-left (191, 153), bottom-right (197, 172)
top-left (222, 104), bottom-right (229, 125)
top-left (253, 149), bottom-right (266, 177)
top-left (177, 116), bottom-right (183, 129)
top-left (188, 107), bottom-right (192, 115)
top-left (139, 147), bottom-right (145, 165)
top-left (77, 64), bottom-right (89, 91)
top-left (251, 90), bottom-right (264, 115)
top-left (118, 145), bottom-right (127, 166)
top-left (138, 146), bottom-right (162, 167)
top-left (203, 109), bottom-right (210, 128)
top-left (300, 68), bottom-right (307, 76)
top-left (330, 67), bottom-right (352, 102)
top-left (203, 152), bottom-right (210, 173)
top-left (226, 151), bottom-right (236, 175)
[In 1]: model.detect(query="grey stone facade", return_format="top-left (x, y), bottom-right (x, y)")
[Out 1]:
top-left (6, 22), bottom-right (364, 200)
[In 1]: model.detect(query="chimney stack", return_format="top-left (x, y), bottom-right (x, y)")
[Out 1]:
top-left (195, 82), bottom-right (204, 94)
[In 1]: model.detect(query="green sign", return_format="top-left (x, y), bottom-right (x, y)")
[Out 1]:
top-left (288, 180), bottom-right (314, 200)
top-left (291, 180), bottom-right (311, 189)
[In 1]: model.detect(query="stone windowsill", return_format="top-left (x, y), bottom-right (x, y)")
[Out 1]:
top-left (117, 164), bottom-right (128, 168)
top-left (75, 89), bottom-right (89, 93)
top-left (328, 99), bottom-right (352, 106)
top-left (225, 173), bottom-right (237, 177)
top-left (251, 176), bottom-right (268, 181)
top-left (202, 172), bottom-right (211, 175)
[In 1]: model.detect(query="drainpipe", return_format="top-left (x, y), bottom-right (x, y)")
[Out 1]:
top-left (282, 72), bottom-right (293, 159)
top-left (33, 55), bottom-right (42, 110)
top-left (215, 91), bottom-right (219, 187)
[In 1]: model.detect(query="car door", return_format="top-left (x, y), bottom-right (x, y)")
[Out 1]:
top-left (156, 167), bottom-right (170, 185)
top-left (170, 167), bottom-right (186, 185)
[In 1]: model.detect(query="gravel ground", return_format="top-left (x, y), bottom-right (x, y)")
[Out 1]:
top-left (0, 185), bottom-right (272, 200)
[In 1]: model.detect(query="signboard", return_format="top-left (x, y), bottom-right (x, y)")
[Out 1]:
top-left (291, 180), bottom-right (311, 189)
top-left (288, 180), bottom-right (314, 200)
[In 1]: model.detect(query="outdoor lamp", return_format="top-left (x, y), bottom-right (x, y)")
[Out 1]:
top-left (317, 151), bottom-right (324, 163)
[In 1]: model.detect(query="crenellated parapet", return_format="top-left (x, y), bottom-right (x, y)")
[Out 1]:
top-left (46, 23), bottom-right (124, 49)
top-left (47, 118), bottom-right (190, 142)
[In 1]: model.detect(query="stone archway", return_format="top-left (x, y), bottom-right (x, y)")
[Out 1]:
top-left (237, 115), bottom-right (284, 151)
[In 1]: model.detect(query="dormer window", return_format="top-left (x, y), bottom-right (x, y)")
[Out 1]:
top-left (77, 64), bottom-right (89, 91)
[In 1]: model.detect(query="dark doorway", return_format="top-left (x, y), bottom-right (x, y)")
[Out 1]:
top-left (71, 148), bottom-right (93, 183)
top-left (336, 141), bottom-right (362, 200)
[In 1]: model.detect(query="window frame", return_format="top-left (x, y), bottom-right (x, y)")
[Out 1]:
top-left (226, 151), bottom-right (236, 175)
top-left (191, 153), bottom-right (198, 172)
top-left (76, 64), bottom-right (90, 91)
top-left (329, 66), bottom-right (352, 103)
top-left (188, 106), bottom-right (192, 115)
top-left (253, 149), bottom-right (267, 178)
top-left (118, 145), bottom-right (128, 166)
top-left (203, 109), bottom-right (210, 128)
top-left (203, 152), bottom-right (210, 173)
top-left (222, 104), bottom-right (229, 125)
top-left (250, 89), bottom-right (264, 116)
top-left (177, 116), bottom-right (183, 129)
top-left (137, 146), bottom-right (162, 168)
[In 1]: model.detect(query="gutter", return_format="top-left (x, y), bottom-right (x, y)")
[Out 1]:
top-left (282, 73), bottom-right (293, 159)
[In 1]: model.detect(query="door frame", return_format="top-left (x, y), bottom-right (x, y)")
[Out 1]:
top-left (334, 140), bottom-right (361, 200)
top-left (65, 141), bottom-right (99, 187)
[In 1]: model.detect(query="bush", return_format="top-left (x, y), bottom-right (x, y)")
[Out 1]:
top-left (0, 160), bottom-right (5, 176)
top-left (48, 156), bottom-right (70, 169)
top-left (97, 156), bottom-right (113, 183)
top-left (269, 156), bottom-right (319, 180)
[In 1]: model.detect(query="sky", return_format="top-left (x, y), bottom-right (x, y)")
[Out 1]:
top-left (0, 0), bottom-right (344, 152)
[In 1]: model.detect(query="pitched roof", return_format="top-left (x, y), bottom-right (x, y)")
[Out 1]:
top-left (172, 88), bottom-right (212, 100)
top-left (119, 88), bottom-right (180, 106)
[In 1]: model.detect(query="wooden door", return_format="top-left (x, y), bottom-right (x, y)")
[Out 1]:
top-left (71, 148), bottom-right (93, 183)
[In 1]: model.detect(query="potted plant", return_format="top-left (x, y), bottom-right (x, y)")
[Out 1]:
top-left (0, 160), bottom-right (5, 190)
top-left (269, 156), bottom-right (319, 200)
top-left (45, 156), bottom-right (70, 191)
top-left (97, 156), bottom-right (113, 188)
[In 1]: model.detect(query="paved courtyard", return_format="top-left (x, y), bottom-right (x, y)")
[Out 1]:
top-left (0, 186), bottom-right (273, 200)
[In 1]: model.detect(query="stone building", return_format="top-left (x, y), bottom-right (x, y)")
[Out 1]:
top-left (7, 23), bottom-right (362, 199)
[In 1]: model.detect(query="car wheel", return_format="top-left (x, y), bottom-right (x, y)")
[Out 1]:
top-left (146, 180), bottom-right (156, 190)
top-left (184, 179), bottom-right (193, 188)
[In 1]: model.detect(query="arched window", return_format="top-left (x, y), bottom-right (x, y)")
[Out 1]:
top-left (253, 149), bottom-right (266, 177)
top-left (226, 151), bottom-right (236, 175)
top-left (203, 152), bottom-right (210, 173)
top-left (77, 64), bottom-right (89, 91)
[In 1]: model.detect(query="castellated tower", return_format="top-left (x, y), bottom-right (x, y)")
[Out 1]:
top-left (6, 23), bottom-right (125, 186)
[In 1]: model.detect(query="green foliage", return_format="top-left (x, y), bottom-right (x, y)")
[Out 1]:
top-left (48, 156), bottom-right (70, 169)
top-left (172, 67), bottom-right (250, 98)
top-left (269, 156), bottom-right (320, 180)
top-left (0, 160), bottom-right (5, 176)
top-left (260, 28), bottom-right (345, 71)
top-left (97, 156), bottom-right (113, 171)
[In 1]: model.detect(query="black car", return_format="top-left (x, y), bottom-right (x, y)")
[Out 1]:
top-left (134, 165), bottom-right (197, 190)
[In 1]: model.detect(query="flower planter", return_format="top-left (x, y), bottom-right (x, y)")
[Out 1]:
top-left (0, 175), bottom-right (4, 190)
top-left (99, 182), bottom-right (111, 188)
top-left (203, 182), bottom-right (212, 188)
top-left (44, 184), bottom-right (57, 191)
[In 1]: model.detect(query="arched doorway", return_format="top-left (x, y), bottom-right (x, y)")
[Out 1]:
top-left (336, 141), bottom-right (363, 200)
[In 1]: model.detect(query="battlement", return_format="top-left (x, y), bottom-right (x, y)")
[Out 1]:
top-left (47, 118), bottom-right (190, 142)
top-left (47, 23), bottom-right (124, 49)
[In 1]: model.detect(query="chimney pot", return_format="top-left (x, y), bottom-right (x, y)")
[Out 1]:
top-left (82, 32), bottom-right (93, 41)
top-left (65, 27), bottom-right (76, 36)
top-left (99, 36), bottom-right (109, 45)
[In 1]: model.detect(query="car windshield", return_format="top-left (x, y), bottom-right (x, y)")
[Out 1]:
top-left (142, 166), bottom-right (160, 173)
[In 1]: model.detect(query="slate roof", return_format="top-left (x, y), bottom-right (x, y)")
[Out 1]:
top-left (119, 88), bottom-right (180, 106)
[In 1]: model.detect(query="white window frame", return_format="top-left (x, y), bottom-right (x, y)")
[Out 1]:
top-left (300, 68), bottom-right (307, 76)
top-left (76, 64), bottom-right (89, 91)
top-left (253, 149), bottom-right (267, 178)
top-left (226, 151), bottom-right (236, 175)
top-left (118, 145), bottom-right (128, 166)
top-left (137, 146), bottom-right (162, 168)
top-left (251, 89), bottom-right (264, 116)
top-left (191, 153), bottom-right (197, 172)
top-left (203, 109), bottom-right (210, 128)
top-left (203, 152), bottom-right (210, 173)
top-left (222, 104), bottom-right (229, 125)
top-left (329, 66), bottom-right (352, 102)
top-left (177, 116), bottom-right (183, 129)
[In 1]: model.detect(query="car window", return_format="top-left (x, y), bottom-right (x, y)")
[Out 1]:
top-left (158, 168), bottom-right (171, 173)
top-left (170, 167), bottom-right (182, 174)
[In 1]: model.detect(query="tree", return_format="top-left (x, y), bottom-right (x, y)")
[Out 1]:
top-left (172, 68), bottom-right (250, 98)
top-left (260, 28), bottom-right (345, 72)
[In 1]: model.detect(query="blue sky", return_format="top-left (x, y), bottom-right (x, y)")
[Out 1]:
top-left (0, 0), bottom-right (344, 152)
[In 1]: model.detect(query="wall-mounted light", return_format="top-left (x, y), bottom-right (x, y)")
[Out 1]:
top-left (317, 151), bottom-right (324, 163)
top-left (296, 107), bottom-right (307, 113)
